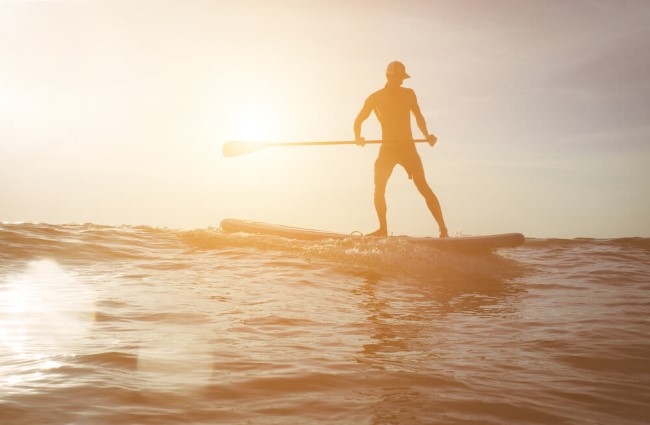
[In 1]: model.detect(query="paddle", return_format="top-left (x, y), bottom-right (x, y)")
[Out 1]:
top-left (223, 138), bottom-right (434, 157)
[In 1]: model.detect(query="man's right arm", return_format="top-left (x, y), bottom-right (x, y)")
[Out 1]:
top-left (354, 96), bottom-right (375, 144)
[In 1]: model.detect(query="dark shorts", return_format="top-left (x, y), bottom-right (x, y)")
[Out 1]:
top-left (374, 147), bottom-right (425, 185)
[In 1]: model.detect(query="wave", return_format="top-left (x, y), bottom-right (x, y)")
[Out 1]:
top-left (0, 222), bottom-right (181, 262)
top-left (2, 222), bottom-right (647, 286)
top-left (524, 236), bottom-right (650, 251)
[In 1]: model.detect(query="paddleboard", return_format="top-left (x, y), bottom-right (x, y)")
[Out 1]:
top-left (219, 219), bottom-right (525, 251)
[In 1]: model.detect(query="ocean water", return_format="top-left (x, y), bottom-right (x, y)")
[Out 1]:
top-left (0, 223), bottom-right (648, 425)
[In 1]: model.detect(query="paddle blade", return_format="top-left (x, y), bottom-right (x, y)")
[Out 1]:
top-left (222, 141), bottom-right (267, 157)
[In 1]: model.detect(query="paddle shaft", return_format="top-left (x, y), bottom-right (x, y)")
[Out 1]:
top-left (223, 139), bottom-right (433, 157)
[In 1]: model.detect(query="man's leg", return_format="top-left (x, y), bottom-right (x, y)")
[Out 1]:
top-left (409, 159), bottom-right (448, 238)
top-left (370, 156), bottom-right (394, 236)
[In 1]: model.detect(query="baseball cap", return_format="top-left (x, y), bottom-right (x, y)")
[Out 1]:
top-left (386, 61), bottom-right (410, 79)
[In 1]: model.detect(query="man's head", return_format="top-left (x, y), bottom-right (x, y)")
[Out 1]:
top-left (385, 61), bottom-right (410, 83)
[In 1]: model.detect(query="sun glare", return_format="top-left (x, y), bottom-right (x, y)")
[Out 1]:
top-left (0, 260), bottom-right (96, 387)
top-left (225, 98), bottom-right (282, 143)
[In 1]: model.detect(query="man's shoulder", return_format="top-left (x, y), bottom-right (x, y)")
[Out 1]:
top-left (399, 87), bottom-right (418, 103)
top-left (364, 88), bottom-right (385, 106)
top-left (369, 86), bottom-right (414, 98)
top-left (368, 87), bottom-right (385, 98)
top-left (400, 86), bottom-right (416, 95)
top-left (366, 86), bottom-right (416, 106)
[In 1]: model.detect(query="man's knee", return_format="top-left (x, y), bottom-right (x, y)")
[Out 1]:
top-left (412, 175), bottom-right (431, 192)
top-left (374, 175), bottom-right (389, 195)
top-left (418, 186), bottom-right (438, 205)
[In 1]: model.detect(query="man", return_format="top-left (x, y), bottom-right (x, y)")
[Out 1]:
top-left (354, 60), bottom-right (448, 238)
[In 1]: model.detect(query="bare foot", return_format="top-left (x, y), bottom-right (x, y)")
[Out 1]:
top-left (368, 228), bottom-right (387, 237)
top-left (439, 228), bottom-right (449, 238)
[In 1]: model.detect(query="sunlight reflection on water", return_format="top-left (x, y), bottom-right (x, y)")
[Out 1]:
top-left (0, 259), bottom-right (95, 387)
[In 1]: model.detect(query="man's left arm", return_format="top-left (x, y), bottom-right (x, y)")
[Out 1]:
top-left (411, 90), bottom-right (437, 146)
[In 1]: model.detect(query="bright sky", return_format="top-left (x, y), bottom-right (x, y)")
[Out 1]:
top-left (1, 0), bottom-right (649, 238)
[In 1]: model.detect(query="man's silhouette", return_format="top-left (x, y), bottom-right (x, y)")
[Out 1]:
top-left (354, 61), bottom-right (448, 237)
